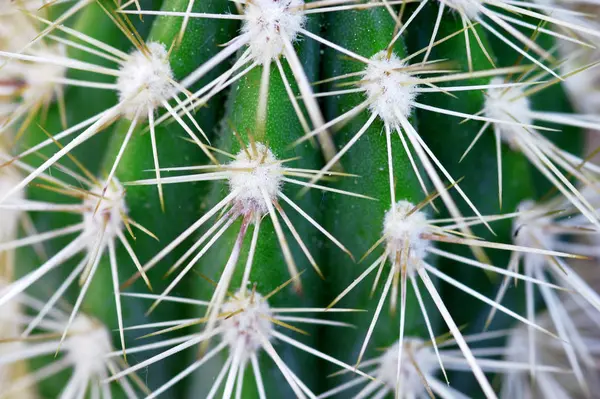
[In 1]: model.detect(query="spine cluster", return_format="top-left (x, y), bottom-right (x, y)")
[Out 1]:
top-left (0, 0), bottom-right (599, 398)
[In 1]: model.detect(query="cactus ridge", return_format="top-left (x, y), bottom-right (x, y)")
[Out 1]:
top-left (0, 0), bottom-right (599, 398)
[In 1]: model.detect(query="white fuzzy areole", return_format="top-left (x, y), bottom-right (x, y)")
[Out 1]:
top-left (64, 315), bottom-right (112, 377)
top-left (485, 77), bottom-right (533, 147)
top-left (443, 0), bottom-right (482, 19)
top-left (504, 320), bottom-right (533, 366)
top-left (0, 13), bottom-right (39, 53)
top-left (0, 0), bottom-right (16, 13)
top-left (503, 298), bottom-right (600, 397)
top-left (0, 279), bottom-right (21, 336)
top-left (228, 142), bottom-right (283, 215)
top-left (242, 0), bottom-right (306, 64)
top-left (117, 42), bottom-right (174, 119)
top-left (0, 62), bottom-right (24, 112)
top-left (378, 338), bottom-right (436, 395)
top-left (384, 200), bottom-right (431, 264)
top-left (219, 290), bottom-right (273, 360)
top-left (0, 279), bottom-right (34, 398)
top-left (0, 0), bottom-right (44, 13)
top-left (0, 164), bottom-right (24, 243)
top-left (82, 179), bottom-right (127, 250)
top-left (363, 51), bottom-right (417, 126)
top-left (512, 200), bottom-right (555, 271)
top-left (503, 311), bottom-right (563, 372)
top-left (20, 44), bottom-right (68, 103)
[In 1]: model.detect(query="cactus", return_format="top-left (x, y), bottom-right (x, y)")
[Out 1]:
top-left (1, 0), bottom-right (600, 398)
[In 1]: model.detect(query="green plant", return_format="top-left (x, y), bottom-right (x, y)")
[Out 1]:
top-left (0, 0), bottom-right (599, 398)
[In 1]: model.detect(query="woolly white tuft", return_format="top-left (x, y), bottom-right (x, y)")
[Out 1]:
top-left (242, 0), bottom-right (306, 65)
top-left (484, 76), bottom-right (534, 147)
top-left (64, 315), bottom-right (113, 377)
top-left (0, 166), bottom-right (23, 243)
top-left (378, 338), bottom-right (437, 396)
top-left (82, 179), bottom-right (127, 250)
top-left (502, 299), bottom-right (600, 398)
top-left (444, 0), bottom-right (482, 19)
top-left (384, 200), bottom-right (432, 263)
top-left (0, 12), bottom-right (38, 52)
top-left (0, 0), bottom-right (45, 14)
top-left (21, 44), bottom-right (68, 102)
top-left (117, 42), bottom-right (174, 118)
top-left (219, 290), bottom-right (274, 360)
top-left (228, 142), bottom-right (283, 215)
top-left (0, 279), bottom-right (32, 397)
top-left (512, 200), bottom-right (556, 270)
top-left (363, 51), bottom-right (417, 126)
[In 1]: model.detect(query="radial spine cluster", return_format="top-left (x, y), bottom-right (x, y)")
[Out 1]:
top-left (82, 179), bottom-right (127, 247)
top-left (384, 200), bottom-right (432, 263)
top-left (64, 315), bottom-right (113, 376)
top-left (219, 290), bottom-right (274, 356)
top-left (242, 0), bottom-right (306, 64)
top-left (0, 0), bottom-right (600, 398)
top-left (117, 42), bottom-right (174, 118)
top-left (378, 338), bottom-right (436, 395)
top-left (228, 142), bottom-right (283, 215)
top-left (363, 51), bottom-right (417, 125)
top-left (484, 77), bottom-right (534, 144)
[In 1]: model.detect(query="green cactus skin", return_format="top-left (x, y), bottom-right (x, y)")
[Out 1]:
top-left (14, 0), bottom-right (161, 287)
top-left (406, 5), bottom-right (535, 323)
top-left (2, 1), bottom-right (594, 398)
top-left (14, 3), bottom-right (160, 397)
top-left (318, 6), bottom-right (440, 394)
top-left (81, 0), bottom-right (238, 397)
top-left (15, 1), bottom-right (133, 286)
top-left (184, 11), bottom-right (327, 398)
top-left (406, 7), bottom-right (536, 394)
